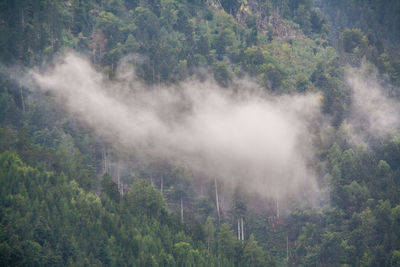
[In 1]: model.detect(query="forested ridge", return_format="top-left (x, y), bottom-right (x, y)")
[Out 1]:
top-left (1, 0), bottom-right (400, 266)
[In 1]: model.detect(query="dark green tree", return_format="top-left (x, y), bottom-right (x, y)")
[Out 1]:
top-left (101, 173), bottom-right (120, 203)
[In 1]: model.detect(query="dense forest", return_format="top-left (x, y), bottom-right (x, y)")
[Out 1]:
top-left (1, 0), bottom-right (400, 266)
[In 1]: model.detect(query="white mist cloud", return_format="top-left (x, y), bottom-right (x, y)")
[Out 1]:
top-left (30, 53), bottom-right (321, 200)
top-left (346, 67), bottom-right (400, 138)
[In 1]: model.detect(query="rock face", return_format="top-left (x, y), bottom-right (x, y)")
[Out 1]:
top-left (235, 0), bottom-right (304, 40)
top-left (206, 0), bottom-right (223, 11)
top-left (266, 14), bottom-right (304, 40)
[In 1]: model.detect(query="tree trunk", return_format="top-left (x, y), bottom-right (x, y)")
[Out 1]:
top-left (276, 193), bottom-right (280, 220)
top-left (117, 165), bottom-right (121, 193)
top-left (214, 177), bottom-right (220, 222)
top-left (180, 196), bottom-right (184, 223)
top-left (160, 175), bottom-right (163, 195)
top-left (286, 233), bottom-right (289, 264)
top-left (20, 87), bottom-right (25, 112)
top-left (241, 217), bottom-right (244, 241)
top-left (237, 218), bottom-right (240, 240)
top-left (102, 145), bottom-right (108, 174)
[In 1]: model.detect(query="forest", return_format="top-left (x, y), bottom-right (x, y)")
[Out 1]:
top-left (1, 0), bottom-right (400, 266)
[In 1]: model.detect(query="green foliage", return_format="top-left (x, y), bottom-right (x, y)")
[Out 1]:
top-left (101, 173), bottom-right (120, 203)
top-left (125, 179), bottom-right (165, 218)
top-left (294, 4), bottom-right (311, 35)
top-left (212, 11), bottom-right (236, 60)
top-left (323, 0), bottom-right (400, 44)
top-left (0, 151), bottom-right (244, 266)
top-left (212, 61), bottom-right (232, 87)
top-left (217, 223), bottom-right (237, 261)
top-left (341, 28), bottom-right (367, 54)
top-left (241, 234), bottom-right (275, 266)
top-left (1, 0), bottom-right (400, 266)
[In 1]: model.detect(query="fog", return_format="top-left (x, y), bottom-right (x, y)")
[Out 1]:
top-left (346, 67), bottom-right (400, 139)
top-left (30, 53), bottom-right (322, 200)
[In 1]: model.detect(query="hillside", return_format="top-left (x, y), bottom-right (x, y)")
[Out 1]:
top-left (1, 0), bottom-right (400, 266)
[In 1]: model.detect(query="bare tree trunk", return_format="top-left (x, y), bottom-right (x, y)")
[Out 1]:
top-left (237, 218), bottom-right (240, 240)
top-left (93, 46), bottom-right (96, 63)
top-left (20, 87), bottom-right (25, 112)
top-left (180, 196), bottom-right (184, 223)
top-left (160, 175), bottom-right (163, 195)
top-left (241, 217), bottom-right (244, 241)
top-left (117, 165), bottom-right (120, 193)
top-left (214, 177), bottom-right (220, 222)
top-left (276, 193), bottom-right (280, 220)
top-left (286, 233), bottom-right (289, 265)
top-left (150, 173), bottom-right (154, 186)
top-left (102, 145), bottom-right (108, 174)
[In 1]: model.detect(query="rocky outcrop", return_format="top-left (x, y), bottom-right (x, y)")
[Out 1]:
top-left (235, 0), bottom-right (304, 40)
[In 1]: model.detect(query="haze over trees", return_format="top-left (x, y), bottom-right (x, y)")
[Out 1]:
top-left (1, 0), bottom-right (400, 266)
